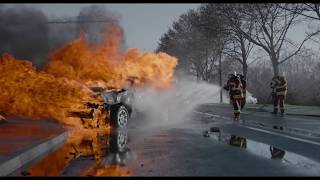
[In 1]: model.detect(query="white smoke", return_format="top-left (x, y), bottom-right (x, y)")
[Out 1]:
top-left (131, 77), bottom-right (257, 128)
top-left (131, 77), bottom-right (227, 127)
top-left (224, 90), bottom-right (258, 104)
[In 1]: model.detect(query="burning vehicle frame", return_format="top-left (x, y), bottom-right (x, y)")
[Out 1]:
top-left (18, 129), bottom-right (132, 176)
top-left (60, 129), bottom-right (132, 176)
top-left (69, 129), bottom-right (131, 165)
top-left (68, 84), bottom-right (135, 129)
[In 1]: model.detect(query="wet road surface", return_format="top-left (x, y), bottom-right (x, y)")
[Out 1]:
top-left (127, 112), bottom-right (320, 176)
top-left (0, 118), bottom-right (65, 163)
top-left (11, 104), bottom-right (320, 176)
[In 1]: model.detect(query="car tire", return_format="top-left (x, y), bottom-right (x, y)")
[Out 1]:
top-left (110, 105), bottom-right (129, 128)
top-left (110, 130), bottom-right (128, 153)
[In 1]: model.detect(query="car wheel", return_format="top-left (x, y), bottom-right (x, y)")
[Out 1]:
top-left (110, 105), bottom-right (129, 128)
top-left (110, 130), bottom-right (128, 153)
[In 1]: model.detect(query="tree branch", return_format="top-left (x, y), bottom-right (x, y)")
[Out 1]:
top-left (279, 30), bottom-right (320, 64)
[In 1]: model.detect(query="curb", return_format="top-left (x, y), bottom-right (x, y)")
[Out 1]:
top-left (0, 131), bottom-right (68, 176)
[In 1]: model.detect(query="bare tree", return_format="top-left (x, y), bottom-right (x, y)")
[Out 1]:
top-left (248, 48), bottom-right (320, 105)
top-left (235, 4), bottom-right (316, 76)
top-left (219, 4), bottom-right (254, 80)
top-left (157, 6), bottom-right (227, 83)
top-left (280, 3), bottom-right (320, 21)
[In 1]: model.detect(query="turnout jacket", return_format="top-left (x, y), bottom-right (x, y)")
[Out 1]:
top-left (225, 77), bottom-right (244, 100)
top-left (270, 76), bottom-right (287, 96)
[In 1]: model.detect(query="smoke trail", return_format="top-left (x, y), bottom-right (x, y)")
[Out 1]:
top-left (0, 5), bottom-right (49, 68)
top-left (132, 75), bottom-right (257, 128)
top-left (0, 4), bottom-right (126, 68)
top-left (77, 6), bottom-right (116, 41)
top-left (132, 77), bottom-right (228, 128)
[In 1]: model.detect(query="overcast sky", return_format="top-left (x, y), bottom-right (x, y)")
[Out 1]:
top-left (19, 3), bottom-right (201, 52)
top-left (2, 3), bottom-right (317, 53)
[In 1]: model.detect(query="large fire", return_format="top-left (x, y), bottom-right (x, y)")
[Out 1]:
top-left (45, 25), bottom-right (177, 90)
top-left (0, 54), bottom-right (100, 126)
top-left (25, 129), bottom-right (132, 176)
top-left (0, 24), bottom-right (177, 126)
top-left (25, 129), bottom-right (111, 176)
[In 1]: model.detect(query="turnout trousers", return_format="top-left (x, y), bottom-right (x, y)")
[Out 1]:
top-left (273, 95), bottom-right (285, 114)
top-left (232, 98), bottom-right (245, 120)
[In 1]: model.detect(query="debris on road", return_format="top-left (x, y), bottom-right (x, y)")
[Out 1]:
top-left (203, 127), bottom-right (221, 137)
top-left (203, 130), bottom-right (210, 137)
top-left (210, 127), bottom-right (220, 133)
top-left (21, 171), bottom-right (30, 176)
top-left (0, 115), bottom-right (7, 124)
top-left (273, 126), bottom-right (284, 130)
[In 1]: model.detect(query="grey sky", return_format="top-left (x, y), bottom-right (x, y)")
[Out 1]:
top-left (2, 3), bottom-right (317, 54)
top-left (20, 3), bottom-right (201, 52)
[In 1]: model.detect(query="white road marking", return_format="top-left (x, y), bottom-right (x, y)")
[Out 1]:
top-left (193, 111), bottom-right (229, 120)
top-left (194, 111), bottom-right (320, 146)
top-left (242, 126), bottom-right (320, 146)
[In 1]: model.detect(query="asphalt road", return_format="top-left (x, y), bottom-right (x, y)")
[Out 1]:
top-left (12, 104), bottom-right (320, 176)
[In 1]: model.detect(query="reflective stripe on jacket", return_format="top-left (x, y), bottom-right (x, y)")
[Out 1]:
top-left (271, 76), bottom-right (287, 96)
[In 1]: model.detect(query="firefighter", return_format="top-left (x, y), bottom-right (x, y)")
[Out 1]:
top-left (223, 73), bottom-right (235, 104)
top-left (237, 74), bottom-right (247, 109)
top-left (223, 72), bottom-right (245, 121)
top-left (270, 75), bottom-right (287, 116)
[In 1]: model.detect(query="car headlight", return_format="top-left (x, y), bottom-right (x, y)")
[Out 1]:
top-left (102, 94), bottom-right (115, 104)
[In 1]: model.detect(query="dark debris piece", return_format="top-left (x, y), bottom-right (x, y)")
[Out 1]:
top-left (203, 130), bottom-right (210, 137)
top-left (210, 127), bottom-right (220, 132)
top-left (21, 171), bottom-right (30, 176)
top-left (0, 116), bottom-right (8, 124)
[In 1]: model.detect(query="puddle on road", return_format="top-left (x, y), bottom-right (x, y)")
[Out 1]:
top-left (203, 128), bottom-right (320, 174)
top-left (16, 128), bottom-right (133, 176)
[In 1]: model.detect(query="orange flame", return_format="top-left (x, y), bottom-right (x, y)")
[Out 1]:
top-left (25, 129), bottom-right (133, 177)
top-left (0, 54), bottom-right (100, 126)
top-left (0, 24), bottom-right (177, 126)
top-left (85, 165), bottom-right (132, 176)
top-left (45, 25), bottom-right (177, 90)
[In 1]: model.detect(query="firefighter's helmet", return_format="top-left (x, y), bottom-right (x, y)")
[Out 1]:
top-left (228, 73), bottom-right (237, 80)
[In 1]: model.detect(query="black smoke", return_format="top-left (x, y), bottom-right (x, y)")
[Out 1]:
top-left (0, 5), bottom-right (49, 68)
top-left (0, 5), bottom-right (126, 68)
top-left (48, 5), bottom-right (125, 50)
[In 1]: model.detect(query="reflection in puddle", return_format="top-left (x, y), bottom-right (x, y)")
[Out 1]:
top-left (270, 147), bottom-right (285, 159)
top-left (21, 128), bottom-right (133, 176)
top-left (229, 135), bottom-right (247, 148)
top-left (207, 128), bottom-right (320, 174)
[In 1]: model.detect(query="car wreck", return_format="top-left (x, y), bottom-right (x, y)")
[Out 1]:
top-left (68, 86), bottom-right (135, 129)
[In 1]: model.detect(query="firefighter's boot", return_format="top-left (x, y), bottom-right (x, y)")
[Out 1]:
top-left (272, 108), bottom-right (278, 115)
top-left (234, 113), bottom-right (240, 121)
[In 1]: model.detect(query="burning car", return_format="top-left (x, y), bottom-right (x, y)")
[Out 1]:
top-left (21, 129), bottom-right (132, 176)
top-left (67, 129), bottom-right (132, 176)
top-left (68, 86), bottom-right (134, 128)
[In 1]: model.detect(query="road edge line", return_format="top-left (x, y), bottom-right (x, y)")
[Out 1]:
top-left (0, 131), bottom-right (68, 176)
